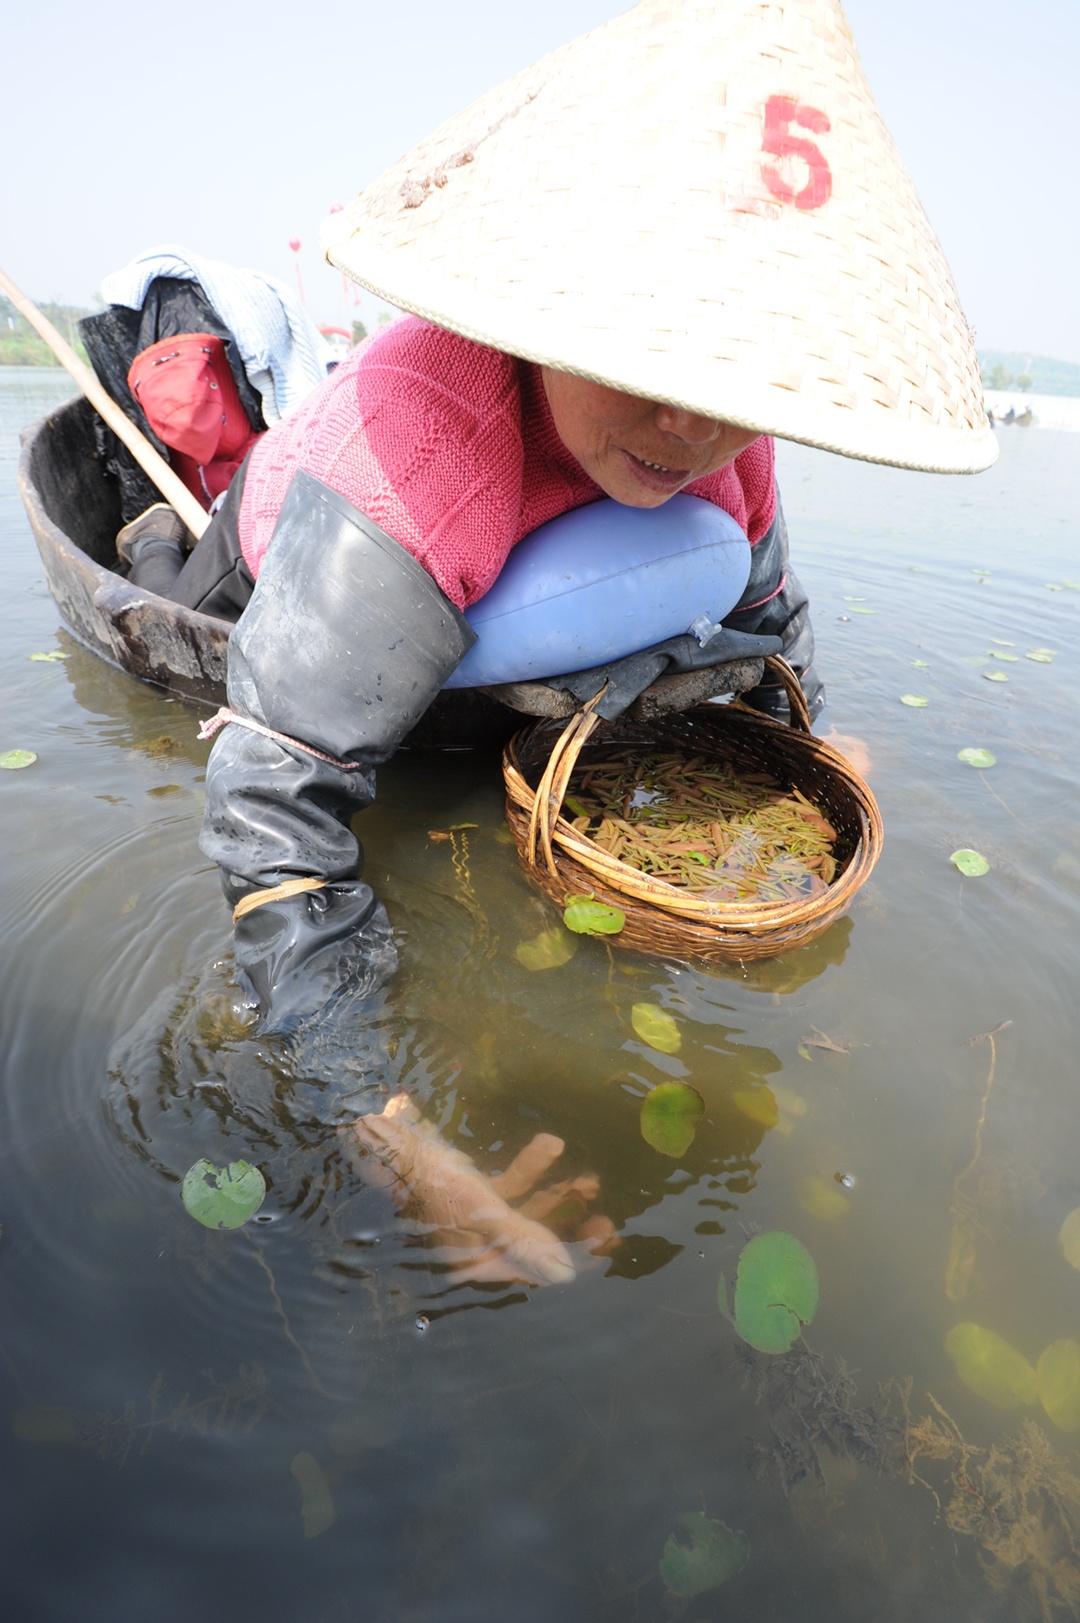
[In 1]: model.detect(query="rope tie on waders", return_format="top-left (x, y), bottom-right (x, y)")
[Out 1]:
top-left (197, 707), bottom-right (367, 772)
top-left (195, 713), bottom-right (347, 922)
top-left (232, 877), bottom-right (328, 922)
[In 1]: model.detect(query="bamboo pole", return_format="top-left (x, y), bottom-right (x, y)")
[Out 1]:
top-left (0, 264), bottom-right (209, 540)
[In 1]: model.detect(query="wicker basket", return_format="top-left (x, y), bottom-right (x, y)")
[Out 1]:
top-left (502, 657), bottom-right (883, 963)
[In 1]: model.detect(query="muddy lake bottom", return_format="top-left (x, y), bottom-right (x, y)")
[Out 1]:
top-left (2, 367), bottom-right (1080, 1622)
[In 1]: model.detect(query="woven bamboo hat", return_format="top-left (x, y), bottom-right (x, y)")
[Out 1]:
top-left (321, 0), bottom-right (995, 475)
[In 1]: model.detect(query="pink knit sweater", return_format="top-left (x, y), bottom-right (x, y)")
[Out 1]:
top-left (238, 317), bottom-right (777, 611)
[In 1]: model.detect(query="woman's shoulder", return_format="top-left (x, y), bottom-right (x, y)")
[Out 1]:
top-left (356, 315), bottom-right (519, 406)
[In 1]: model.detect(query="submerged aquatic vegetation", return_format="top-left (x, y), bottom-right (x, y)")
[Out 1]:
top-left (563, 748), bottom-right (838, 903)
top-left (748, 1345), bottom-right (1080, 1619)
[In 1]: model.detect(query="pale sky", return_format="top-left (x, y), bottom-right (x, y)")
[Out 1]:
top-left (3, 0), bottom-right (1077, 362)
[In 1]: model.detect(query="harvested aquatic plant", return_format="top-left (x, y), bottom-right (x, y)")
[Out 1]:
top-left (563, 749), bottom-right (838, 903)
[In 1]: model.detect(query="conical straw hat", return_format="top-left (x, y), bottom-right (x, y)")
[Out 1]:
top-left (321, 0), bottom-right (995, 474)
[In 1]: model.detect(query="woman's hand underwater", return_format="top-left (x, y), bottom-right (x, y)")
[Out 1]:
top-left (346, 1095), bottom-right (617, 1286)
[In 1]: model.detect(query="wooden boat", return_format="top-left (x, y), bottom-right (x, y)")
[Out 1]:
top-left (18, 394), bottom-right (766, 738)
top-left (19, 394), bottom-right (229, 706)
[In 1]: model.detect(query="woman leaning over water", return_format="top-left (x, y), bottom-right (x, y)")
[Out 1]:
top-left (123, 0), bottom-right (996, 1285)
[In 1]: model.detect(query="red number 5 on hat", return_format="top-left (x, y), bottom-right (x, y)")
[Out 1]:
top-left (761, 95), bottom-right (832, 211)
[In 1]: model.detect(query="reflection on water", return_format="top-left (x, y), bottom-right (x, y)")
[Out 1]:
top-left (4, 368), bottom-right (1080, 1621)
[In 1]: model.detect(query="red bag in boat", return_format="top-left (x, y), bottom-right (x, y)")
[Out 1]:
top-left (128, 333), bottom-right (261, 507)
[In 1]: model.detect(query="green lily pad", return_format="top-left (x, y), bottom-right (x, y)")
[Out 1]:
top-left (1058, 1207), bottom-right (1080, 1270)
top-left (0, 750), bottom-right (37, 769)
top-left (1027, 648), bottom-right (1056, 663)
top-left (944, 1322), bottom-right (1038, 1409)
top-left (515, 927), bottom-right (577, 971)
top-left (912, 659), bottom-right (930, 669)
top-left (983, 670), bottom-right (1009, 683)
top-left (958, 748), bottom-right (997, 768)
top-left (729, 1230), bottom-right (819, 1353)
top-left (660, 1512), bottom-right (749, 1597)
top-left (988, 650), bottom-right (1018, 661)
top-left (631, 1002), bottom-right (682, 1054)
top-left (990, 639), bottom-right (1015, 647)
top-left (1037, 1340), bottom-right (1080, 1433)
top-left (290, 1451), bottom-right (336, 1538)
top-left (848, 605), bottom-right (877, 615)
top-left (29, 651), bottom-right (68, 662)
top-left (640, 1081), bottom-right (705, 1157)
top-left (562, 895), bottom-right (626, 936)
top-left (950, 849), bottom-right (990, 877)
top-left (181, 1159), bottom-right (266, 1230)
top-left (900, 694), bottom-right (929, 707)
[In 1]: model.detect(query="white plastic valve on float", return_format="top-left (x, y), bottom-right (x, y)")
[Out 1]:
top-left (443, 495), bottom-right (752, 689)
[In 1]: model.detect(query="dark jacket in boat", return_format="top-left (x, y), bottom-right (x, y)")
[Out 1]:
top-left (80, 278), bottom-right (266, 523)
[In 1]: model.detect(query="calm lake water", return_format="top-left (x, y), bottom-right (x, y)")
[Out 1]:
top-left (2, 365), bottom-right (1080, 1623)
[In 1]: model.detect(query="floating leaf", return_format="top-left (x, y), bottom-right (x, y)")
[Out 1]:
top-left (1058, 1208), bottom-right (1080, 1270)
top-left (988, 650), bottom-right (1018, 662)
top-left (912, 659), bottom-right (930, 669)
top-left (958, 748), bottom-right (997, 769)
top-left (181, 1159), bottom-right (266, 1230)
top-left (640, 1082), bottom-right (704, 1157)
top-left (797, 1044), bottom-right (813, 1062)
top-left (950, 849), bottom-right (990, 877)
top-left (848, 605), bottom-right (877, 615)
top-left (290, 1451), bottom-right (336, 1538)
top-left (799, 1177), bottom-right (850, 1220)
top-left (631, 1002), bottom-right (682, 1055)
top-left (983, 670), bottom-right (1009, 683)
top-left (563, 895), bottom-right (625, 936)
top-left (732, 1086), bottom-right (779, 1128)
top-left (944, 1322), bottom-right (1038, 1409)
top-left (842, 595), bottom-right (866, 602)
top-left (29, 651), bottom-right (67, 662)
top-left (660, 1513), bottom-right (749, 1597)
top-left (1027, 648), bottom-right (1056, 663)
top-left (730, 1231), bottom-right (819, 1353)
top-left (515, 927), bottom-right (577, 972)
top-left (990, 639), bottom-right (1015, 647)
top-left (1038, 1341), bottom-right (1080, 1432)
top-left (900, 694), bottom-right (929, 708)
top-left (0, 750), bottom-right (37, 769)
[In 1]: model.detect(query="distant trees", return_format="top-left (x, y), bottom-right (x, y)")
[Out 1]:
top-left (0, 296), bottom-right (92, 366)
top-left (982, 361), bottom-right (1032, 392)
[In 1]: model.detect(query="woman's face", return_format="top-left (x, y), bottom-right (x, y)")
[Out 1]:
top-left (541, 368), bottom-right (760, 507)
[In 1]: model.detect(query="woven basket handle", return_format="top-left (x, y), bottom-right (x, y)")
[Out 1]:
top-left (762, 655), bottom-right (812, 733)
top-left (526, 689), bottom-right (606, 877)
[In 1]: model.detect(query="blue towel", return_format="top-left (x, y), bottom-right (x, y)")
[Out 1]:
top-left (100, 244), bottom-right (334, 424)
